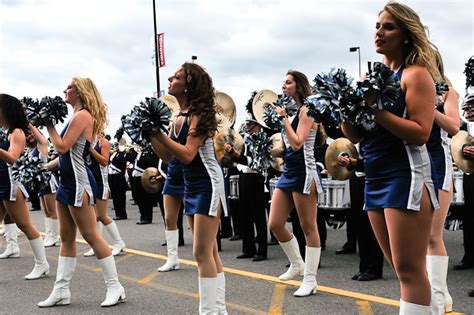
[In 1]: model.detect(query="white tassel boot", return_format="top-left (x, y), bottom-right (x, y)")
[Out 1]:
top-left (399, 299), bottom-right (430, 315)
top-left (294, 247), bottom-right (321, 297)
top-left (198, 277), bottom-right (218, 315)
top-left (97, 255), bottom-right (126, 307)
top-left (278, 236), bottom-right (304, 281)
top-left (104, 221), bottom-right (126, 256)
top-left (0, 223), bottom-right (20, 258)
top-left (84, 221), bottom-right (103, 257)
top-left (38, 256), bottom-right (76, 307)
top-left (25, 237), bottom-right (50, 280)
top-left (157, 229), bottom-right (180, 272)
top-left (44, 218), bottom-right (60, 247)
top-left (215, 272), bottom-right (228, 315)
top-left (427, 255), bottom-right (452, 314)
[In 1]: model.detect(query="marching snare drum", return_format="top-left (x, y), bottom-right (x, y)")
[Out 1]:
top-left (229, 175), bottom-right (239, 200)
top-left (319, 178), bottom-right (351, 229)
top-left (451, 171), bottom-right (464, 206)
top-left (269, 177), bottom-right (279, 200)
top-left (318, 178), bottom-right (351, 210)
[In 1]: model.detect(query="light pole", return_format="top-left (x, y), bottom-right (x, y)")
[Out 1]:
top-left (152, 0), bottom-right (160, 95)
top-left (191, 56), bottom-right (197, 63)
top-left (349, 46), bottom-right (361, 78)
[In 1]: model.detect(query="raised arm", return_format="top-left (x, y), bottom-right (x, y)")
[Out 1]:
top-left (0, 129), bottom-right (26, 164)
top-left (46, 110), bottom-right (92, 155)
top-left (90, 137), bottom-right (110, 167)
top-left (152, 115), bottom-right (206, 165)
top-left (373, 66), bottom-right (436, 145)
top-left (279, 106), bottom-right (315, 151)
top-left (28, 124), bottom-right (49, 156)
top-left (434, 85), bottom-right (460, 137)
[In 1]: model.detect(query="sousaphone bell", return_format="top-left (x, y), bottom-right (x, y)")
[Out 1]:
top-left (325, 138), bottom-right (358, 180)
top-left (141, 167), bottom-right (164, 194)
top-left (451, 130), bottom-right (474, 173)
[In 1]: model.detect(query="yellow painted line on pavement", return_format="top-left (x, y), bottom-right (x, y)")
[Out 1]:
top-left (268, 284), bottom-right (287, 315)
top-left (75, 238), bottom-right (400, 308)
top-left (138, 271), bottom-right (160, 284)
top-left (356, 300), bottom-right (373, 315)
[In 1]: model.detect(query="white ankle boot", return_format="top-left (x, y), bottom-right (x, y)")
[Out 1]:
top-left (294, 247), bottom-right (321, 297)
top-left (427, 255), bottom-right (452, 314)
top-left (399, 299), bottom-right (430, 314)
top-left (98, 255), bottom-right (126, 307)
top-left (278, 236), bottom-right (304, 281)
top-left (198, 277), bottom-right (218, 314)
top-left (215, 272), bottom-right (227, 314)
top-left (44, 218), bottom-right (60, 247)
top-left (0, 223), bottom-right (20, 258)
top-left (158, 229), bottom-right (180, 272)
top-left (25, 237), bottom-right (50, 280)
top-left (104, 221), bottom-right (126, 256)
top-left (84, 221), bottom-right (103, 257)
top-left (38, 256), bottom-right (76, 307)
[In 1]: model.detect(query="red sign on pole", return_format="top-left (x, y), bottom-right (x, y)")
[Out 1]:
top-left (157, 33), bottom-right (165, 68)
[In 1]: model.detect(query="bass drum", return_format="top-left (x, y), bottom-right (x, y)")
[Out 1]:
top-left (319, 178), bottom-right (351, 229)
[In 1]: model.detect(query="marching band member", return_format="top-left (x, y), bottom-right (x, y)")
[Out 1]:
top-left (269, 70), bottom-right (323, 297)
top-left (0, 94), bottom-right (49, 279)
top-left (224, 116), bottom-right (268, 262)
top-left (425, 51), bottom-right (459, 312)
top-left (108, 142), bottom-right (128, 220)
top-left (27, 125), bottom-right (60, 247)
top-left (82, 133), bottom-right (126, 257)
top-left (342, 2), bottom-right (441, 313)
top-left (39, 77), bottom-right (125, 307)
top-left (151, 63), bottom-right (228, 314)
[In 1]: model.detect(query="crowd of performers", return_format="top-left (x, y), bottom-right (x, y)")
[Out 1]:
top-left (1, 1), bottom-right (474, 314)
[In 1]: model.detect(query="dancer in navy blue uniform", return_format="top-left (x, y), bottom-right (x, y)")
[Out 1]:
top-left (83, 134), bottom-right (126, 257)
top-left (27, 125), bottom-right (60, 247)
top-left (268, 70), bottom-right (323, 297)
top-left (342, 3), bottom-right (442, 313)
top-left (152, 63), bottom-right (228, 314)
top-left (39, 77), bottom-right (125, 308)
top-left (0, 94), bottom-right (50, 279)
top-left (426, 51), bottom-right (459, 313)
top-left (153, 100), bottom-right (187, 272)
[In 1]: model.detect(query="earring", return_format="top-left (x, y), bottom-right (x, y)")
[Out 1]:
top-left (404, 39), bottom-right (409, 44)
top-left (184, 89), bottom-right (188, 93)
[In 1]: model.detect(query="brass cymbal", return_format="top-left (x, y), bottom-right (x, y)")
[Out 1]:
top-left (160, 95), bottom-right (180, 114)
top-left (216, 113), bottom-right (232, 133)
top-left (214, 128), bottom-right (244, 168)
top-left (215, 91), bottom-right (236, 126)
top-left (325, 138), bottom-right (358, 180)
top-left (252, 89), bottom-right (278, 129)
top-left (270, 133), bottom-right (284, 172)
top-left (451, 130), bottom-right (474, 173)
top-left (141, 167), bottom-right (164, 194)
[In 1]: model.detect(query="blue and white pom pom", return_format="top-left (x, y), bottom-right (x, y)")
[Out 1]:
top-left (245, 131), bottom-right (273, 174)
top-left (0, 128), bottom-right (8, 144)
top-left (263, 94), bottom-right (298, 131)
top-left (12, 153), bottom-right (52, 192)
top-left (122, 97), bottom-right (171, 149)
top-left (263, 105), bottom-right (283, 131)
top-left (355, 62), bottom-right (401, 110)
top-left (465, 56), bottom-right (474, 89)
top-left (306, 69), bottom-right (353, 129)
top-left (34, 96), bottom-right (67, 127)
top-left (115, 126), bottom-right (125, 141)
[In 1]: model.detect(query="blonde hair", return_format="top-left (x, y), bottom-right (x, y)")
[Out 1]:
top-left (72, 77), bottom-right (108, 137)
top-left (382, 1), bottom-right (442, 82)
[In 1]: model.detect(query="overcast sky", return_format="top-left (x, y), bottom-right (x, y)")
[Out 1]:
top-left (0, 0), bottom-right (472, 138)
